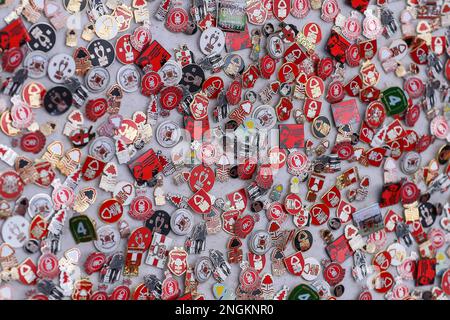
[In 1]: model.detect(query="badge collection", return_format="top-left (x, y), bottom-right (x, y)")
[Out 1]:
top-left (0, 0), bottom-right (448, 301)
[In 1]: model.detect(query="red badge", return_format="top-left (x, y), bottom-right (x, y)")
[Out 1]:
top-left (284, 251), bottom-right (305, 276)
top-left (273, 0), bottom-right (291, 21)
top-left (81, 156), bottom-right (106, 181)
top-left (141, 71), bottom-right (162, 96)
top-left (188, 188), bottom-right (212, 214)
top-left (99, 198), bottom-right (124, 223)
top-left (310, 203), bottom-right (330, 226)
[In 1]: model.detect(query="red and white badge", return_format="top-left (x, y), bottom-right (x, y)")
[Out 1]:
top-left (384, 209), bottom-right (402, 232)
top-left (321, 0), bottom-right (340, 22)
top-left (284, 251), bottom-right (304, 276)
top-left (373, 271), bottom-right (395, 293)
top-left (259, 55), bottom-right (276, 79)
top-left (189, 165), bottom-right (215, 193)
top-left (310, 203), bottom-right (330, 226)
top-left (430, 116), bottom-right (449, 140)
top-left (359, 39), bottom-right (377, 60)
top-left (326, 80), bottom-right (344, 104)
top-left (365, 101), bottom-right (386, 129)
top-left (266, 202), bottom-right (287, 223)
top-left (303, 98), bottom-right (322, 122)
top-left (321, 186), bottom-right (341, 208)
top-left (115, 34), bottom-right (140, 64)
top-left (190, 92), bottom-right (209, 120)
top-left (222, 209), bottom-right (240, 234)
top-left (273, 0), bottom-right (291, 21)
top-left (404, 77), bottom-right (424, 99)
top-left (248, 252), bottom-right (266, 273)
top-left (129, 196), bottom-right (153, 221)
top-left (226, 79), bottom-right (242, 105)
top-left (291, 0), bottom-right (309, 18)
top-left (345, 43), bottom-right (361, 67)
top-left (202, 76), bottom-right (224, 99)
top-left (336, 199), bottom-right (356, 223)
top-left (188, 188), bottom-right (212, 214)
top-left (305, 76), bottom-right (324, 99)
top-left (227, 189), bottom-right (248, 214)
top-left (323, 262), bottom-right (345, 286)
top-left (85, 98), bottom-right (108, 122)
top-left (110, 285), bottom-right (131, 300)
top-left (303, 23), bottom-right (322, 44)
top-left (168, 247), bottom-right (188, 276)
top-left (38, 251), bottom-right (59, 279)
top-left (373, 251), bottom-right (391, 271)
top-left (344, 75), bottom-right (363, 97)
top-left (99, 198), bottom-right (124, 223)
top-left (160, 86), bottom-right (183, 110)
top-left (284, 193), bottom-right (302, 215)
top-left (234, 215), bottom-right (255, 238)
top-left (141, 71), bottom-right (162, 96)
top-left (278, 62), bottom-right (299, 83)
top-left (268, 146), bottom-right (287, 170)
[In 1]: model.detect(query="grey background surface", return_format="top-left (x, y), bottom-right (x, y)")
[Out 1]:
top-left (0, 0), bottom-right (449, 300)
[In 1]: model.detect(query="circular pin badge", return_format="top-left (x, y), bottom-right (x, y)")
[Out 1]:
top-left (323, 262), bottom-right (345, 286)
top-left (166, 7), bottom-right (189, 32)
top-left (47, 53), bottom-right (76, 83)
top-left (223, 54), bottom-right (245, 78)
top-left (291, 0), bottom-right (310, 18)
top-left (400, 151), bottom-right (421, 174)
top-left (252, 105), bottom-right (276, 130)
top-left (266, 34), bottom-right (285, 59)
top-left (303, 22), bottom-right (322, 44)
top-left (180, 64), bottom-right (205, 93)
top-left (117, 64), bottom-right (141, 93)
top-left (302, 257), bottom-right (321, 281)
top-left (310, 203), bottom-right (330, 226)
top-left (400, 181), bottom-right (420, 204)
top-left (37, 252), bottom-right (59, 278)
top-left (2, 215), bottom-right (29, 248)
top-left (284, 193), bottom-right (303, 215)
top-left (85, 66), bottom-right (110, 93)
top-left (437, 144), bottom-right (450, 165)
top-left (28, 23), bottom-right (56, 52)
top-left (160, 86), bottom-right (183, 110)
top-left (305, 76), bottom-right (324, 99)
top-left (99, 199), bottom-right (123, 224)
top-left (365, 101), bottom-right (386, 129)
top-left (373, 251), bottom-right (392, 271)
top-left (404, 77), bottom-right (424, 99)
top-left (430, 115), bottom-right (449, 139)
top-left (0, 170), bottom-right (24, 200)
top-left (249, 230), bottom-right (272, 255)
top-left (266, 202), bottom-right (287, 223)
top-left (373, 271), bottom-right (395, 293)
top-left (293, 229), bottom-right (313, 252)
top-left (342, 12), bottom-right (362, 41)
top-left (23, 51), bottom-right (48, 79)
top-left (28, 193), bottom-right (54, 219)
top-left (200, 27), bottom-right (225, 56)
top-left (115, 34), bottom-right (140, 64)
top-left (145, 210), bottom-right (171, 235)
top-left (89, 136), bottom-right (116, 162)
top-left (22, 82), bottom-right (46, 108)
top-left (156, 120), bottom-right (181, 148)
top-left (328, 217), bottom-right (341, 230)
top-left (287, 151), bottom-right (309, 176)
top-left (268, 146), bottom-right (287, 170)
top-left (194, 257), bottom-right (213, 283)
top-left (312, 116), bottom-right (331, 138)
top-left (141, 71), bottom-right (163, 96)
top-left (88, 39), bottom-right (115, 67)
top-left (94, 225), bottom-right (121, 253)
top-left (129, 196), bottom-right (153, 221)
top-left (170, 208), bottom-right (194, 236)
top-left (387, 242), bottom-right (407, 266)
top-left (259, 55), bottom-right (276, 79)
top-left (203, 76), bottom-right (224, 99)
top-left (158, 60), bottom-right (183, 87)
top-left (326, 80), bottom-right (344, 103)
top-left (95, 15), bottom-right (119, 40)
top-left (43, 86), bottom-right (72, 115)
top-left (131, 25), bottom-right (152, 52)
top-left (20, 131), bottom-right (45, 154)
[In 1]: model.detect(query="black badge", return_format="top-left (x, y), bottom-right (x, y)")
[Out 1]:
top-left (180, 64), bottom-right (205, 93)
top-left (88, 39), bottom-right (115, 67)
top-left (419, 201), bottom-right (437, 228)
top-left (293, 229), bottom-right (313, 252)
top-left (145, 210), bottom-right (171, 235)
top-left (28, 23), bottom-right (56, 52)
top-left (44, 86), bottom-right (73, 115)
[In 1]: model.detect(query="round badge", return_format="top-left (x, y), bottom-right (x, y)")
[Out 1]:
top-left (180, 64), bottom-right (205, 93)
top-left (373, 271), bottom-right (395, 293)
top-left (47, 54), bottom-right (76, 83)
top-left (145, 210), bottom-right (171, 235)
top-left (223, 54), bottom-right (245, 78)
top-left (278, 62), bottom-right (299, 83)
top-left (323, 262), bottom-right (345, 286)
top-left (249, 230), bottom-right (272, 255)
top-left (305, 76), bottom-right (324, 99)
top-left (85, 66), bottom-right (110, 93)
top-left (43, 86), bottom-right (72, 115)
top-left (156, 120), bottom-right (181, 148)
top-left (252, 105), bottom-right (277, 130)
top-left (400, 151), bottom-right (421, 174)
top-left (268, 146), bottom-right (287, 170)
top-left (266, 34), bottom-right (285, 59)
top-left (397, 257), bottom-right (416, 280)
top-left (2, 215), bottom-right (29, 248)
top-left (266, 202), bottom-right (287, 223)
top-left (404, 77), bottom-right (425, 99)
top-left (94, 225), bottom-right (121, 253)
top-left (194, 257), bottom-right (213, 283)
top-left (293, 229), bottom-right (313, 252)
top-left (259, 55), bottom-right (276, 79)
top-left (302, 257), bottom-right (321, 281)
top-left (129, 196), bottom-right (154, 221)
top-left (284, 193), bottom-right (303, 215)
top-left (287, 151), bottom-right (309, 176)
top-left (37, 252), bottom-right (59, 278)
top-left (373, 251), bottom-right (392, 271)
top-left (20, 131), bottom-right (46, 154)
top-left (28, 193), bottom-right (54, 219)
top-left (88, 39), bottom-right (115, 67)
top-left (328, 217), bottom-right (341, 230)
top-left (0, 171), bottom-right (24, 200)
top-left (199, 27), bottom-right (225, 56)
top-left (95, 15), bottom-right (119, 40)
top-left (28, 23), bottom-right (56, 52)
top-left (291, 0), bottom-right (310, 18)
top-left (117, 64), bottom-right (141, 92)
top-left (170, 208), bottom-right (194, 236)
top-left (430, 115), bottom-right (449, 139)
top-left (22, 82), bottom-right (46, 108)
top-left (158, 60), bottom-right (183, 86)
top-left (141, 71), bottom-right (163, 96)
top-left (202, 76), bottom-right (224, 99)
top-left (166, 7), bottom-right (189, 33)
top-left (365, 101), bottom-right (386, 129)
top-left (23, 51), bottom-right (48, 79)
top-left (387, 242), bottom-right (407, 266)
top-left (160, 86), bottom-right (183, 110)
top-left (303, 22), bottom-right (322, 44)
top-left (310, 203), bottom-right (330, 226)
top-left (91, 291), bottom-right (109, 300)
top-left (400, 181), bottom-right (420, 204)
top-left (89, 136), bottom-right (116, 162)
top-left (131, 25), bottom-right (152, 51)
top-left (312, 116), bottom-right (331, 138)
top-left (99, 199), bottom-right (124, 223)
